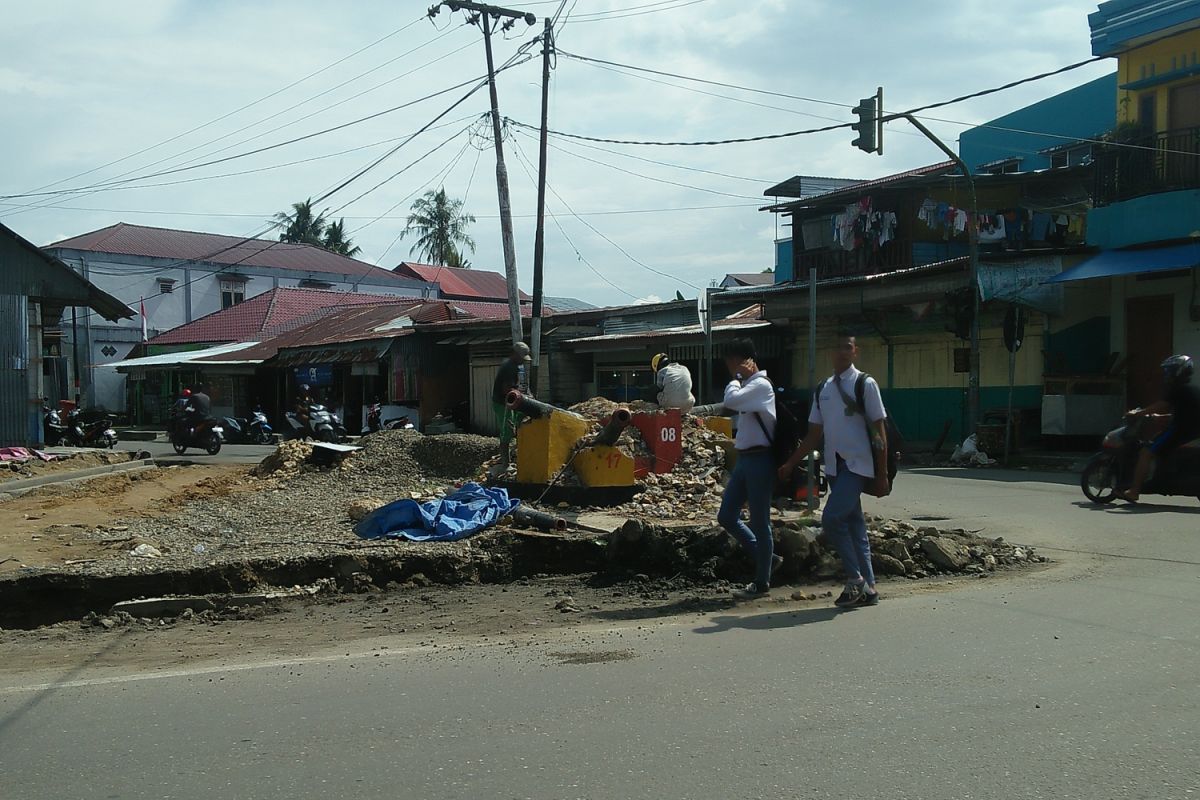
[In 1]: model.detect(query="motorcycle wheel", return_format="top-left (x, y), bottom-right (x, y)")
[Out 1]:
top-left (1081, 454), bottom-right (1117, 504)
top-left (256, 429), bottom-right (272, 445)
top-left (206, 434), bottom-right (222, 456)
top-left (172, 440), bottom-right (187, 455)
top-left (318, 428), bottom-right (336, 443)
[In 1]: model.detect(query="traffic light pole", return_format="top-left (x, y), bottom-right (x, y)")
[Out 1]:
top-left (895, 113), bottom-right (981, 437)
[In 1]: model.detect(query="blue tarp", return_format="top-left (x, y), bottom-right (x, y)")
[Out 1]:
top-left (354, 482), bottom-right (519, 542)
top-left (1045, 242), bottom-right (1200, 284)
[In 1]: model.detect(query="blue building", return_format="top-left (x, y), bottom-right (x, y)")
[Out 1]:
top-left (959, 73), bottom-right (1118, 174)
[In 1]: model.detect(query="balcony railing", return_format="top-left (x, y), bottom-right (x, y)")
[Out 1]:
top-left (1094, 126), bottom-right (1200, 205)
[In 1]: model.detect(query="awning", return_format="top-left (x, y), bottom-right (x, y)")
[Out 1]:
top-left (1046, 243), bottom-right (1200, 284)
top-left (272, 341), bottom-right (392, 366)
top-left (106, 341), bottom-right (261, 370)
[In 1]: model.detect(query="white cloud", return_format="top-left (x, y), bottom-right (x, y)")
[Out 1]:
top-left (635, 294), bottom-right (663, 305)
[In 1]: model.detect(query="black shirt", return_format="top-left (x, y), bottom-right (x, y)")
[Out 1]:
top-left (189, 392), bottom-right (212, 417)
top-left (1168, 382), bottom-right (1200, 440)
top-left (492, 360), bottom-right (520, 404)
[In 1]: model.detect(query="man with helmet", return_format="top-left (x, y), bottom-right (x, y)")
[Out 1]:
top-left (1118, 355), bottom-right (1199, 502)
top-left (650, 353), bottom-right (695, 413)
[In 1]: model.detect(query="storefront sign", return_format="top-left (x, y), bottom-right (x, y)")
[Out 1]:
top-left (293, 365), bottom-right (333, 387)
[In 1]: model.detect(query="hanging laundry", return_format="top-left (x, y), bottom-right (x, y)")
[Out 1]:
top-left (953, 208), bottom-right (968, 233)
top-left (878, 211), bottom-right (898, 245)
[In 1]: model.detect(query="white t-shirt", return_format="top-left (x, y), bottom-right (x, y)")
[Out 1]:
top-left (655, 363), bottom-right (695, 412)
top-left (808, 365), bottom-right (886, 478)
top-left (724, 371), bottom-right (776, 451)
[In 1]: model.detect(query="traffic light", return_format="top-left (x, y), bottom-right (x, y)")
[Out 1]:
top-left (851, 87), bottom-right (884, 155)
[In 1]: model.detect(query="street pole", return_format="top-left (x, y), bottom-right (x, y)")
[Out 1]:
top-left (529, 17), bottom-right (552, 393)
top-left (806, 267), bottom-right (817, 511)
top-left (898, 113), bottom-right (981, 437)
top-left (703, 287), bottom-right (713, 404)
top-left (434, 1), bottom-right (535, 348)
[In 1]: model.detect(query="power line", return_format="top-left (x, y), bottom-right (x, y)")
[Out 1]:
top-left (512, 137), bottom-right (703, 291)
top-left (543, 130), bottom-right (773, 183)
top-left (0, 74), bottom-right (508, 201)
top-left (15, 15), bottom-right (430, 197)
top-left (514, 127), bottom-right (764, 199)
top-left (565, 0), bottom-right (711, 22)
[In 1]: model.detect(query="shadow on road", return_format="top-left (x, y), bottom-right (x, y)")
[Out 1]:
top-left (1071, 500), bottom-right (1200, 514)
top-left (907, 468), bottom-right (1077, 487)
top-left (591, 597), bottom-right (733, 621)
top-left (694, 605), bottom-right (844, 634)
top-left (0, 630), bottom-right (132, 740)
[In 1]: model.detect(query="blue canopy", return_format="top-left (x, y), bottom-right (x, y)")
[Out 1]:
top-left (1046, 242), bottom-right (1200, 284)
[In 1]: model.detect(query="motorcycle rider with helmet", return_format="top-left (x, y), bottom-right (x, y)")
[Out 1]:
top-left (1118, 355), bottom-right (1199, 502)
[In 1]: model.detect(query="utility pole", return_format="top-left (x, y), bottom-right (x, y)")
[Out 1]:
top-left (893, 113), bottom-right (981, 436)
top-left (529, 17), bottom-right (553, 393)
top-left (430, 1), bottom-right (535, 348)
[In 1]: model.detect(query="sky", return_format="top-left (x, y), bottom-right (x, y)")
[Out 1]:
top-left (0, 0), bottom-right (1115, 308)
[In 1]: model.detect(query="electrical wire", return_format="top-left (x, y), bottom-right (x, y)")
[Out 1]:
top-left (565, 0), bottom-right (711, 22)
top-left (512, 137), bottom-right (702, 291)
top-left (543, 130), bottom-right (773, 183)
top-left (16, 15), bottom-right (430, 197)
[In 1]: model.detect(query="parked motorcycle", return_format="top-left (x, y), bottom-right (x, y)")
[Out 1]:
top-left (170, 414), bottom-right (225, 456)
top-left (64, 408), bottom-right (118, 449)
top-left (42, 403), bottom-right (68, 446)
top-left (221, 409), bottom-right (275, 445)
top-left (1081, 415), bottom-right (1200, 503)
top-left (286, 403), bottom-right (343, 443)
top-left (364, 402), bottom-right (414, 434)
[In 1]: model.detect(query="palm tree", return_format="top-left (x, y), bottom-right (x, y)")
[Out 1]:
top-left (321, 218), bottom-right (361, 257)
top-left (400, 188), bottom-right (476, 267)
top-left (274, 198), bottom-right (328, 246)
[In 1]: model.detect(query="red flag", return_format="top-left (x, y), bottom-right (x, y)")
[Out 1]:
top-left (140, 297), bottom-right (147, 342)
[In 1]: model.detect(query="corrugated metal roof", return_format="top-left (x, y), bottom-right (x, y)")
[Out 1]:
top-left (107, 341), bottom-right (261, 369)
top-left (393, 262), bottom-right (530, 301)
top-left (48, 223), bottom-right (424, 285)
top-left (722, 273), bottom-right (775, 287)
top-left (273, 342), bottom-right (392, 366)
top-left (147, 287), bottom-right (419, 345)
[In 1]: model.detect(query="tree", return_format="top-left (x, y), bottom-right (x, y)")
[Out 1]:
top-left (322, 218), bottom-right (361, 257)
top-left (274, 198), bottom-right (328, 246)
top-left (400, 188), bottom-right (476, 267)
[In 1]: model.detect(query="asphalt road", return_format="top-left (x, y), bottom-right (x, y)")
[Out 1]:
top-left (134, 439), bottom-right (278, 466)
top-left (2, 469), bottom-right (1198, 799)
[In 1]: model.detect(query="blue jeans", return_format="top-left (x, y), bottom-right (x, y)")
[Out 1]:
top-left (717, 450), bottom-right (775, 591)
top-left (822, 462), bottom-right (876, 586)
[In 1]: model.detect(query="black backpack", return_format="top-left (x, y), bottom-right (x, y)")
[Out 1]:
top-left (815, 373), bottom-right (903, 483)
top-left (752, 380), bottom-right (802, 470)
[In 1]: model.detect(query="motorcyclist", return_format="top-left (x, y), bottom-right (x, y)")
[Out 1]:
top-left (1118, 355), bottom-right (1199, 502)
top-left (651, 353), bottom-right (695, 413)
top-left (295, 384), bottom-right (314, 426)
top-left (185, 384), bottom-right (212, 436)
top-left (170, 388), bottom-right (192, 439)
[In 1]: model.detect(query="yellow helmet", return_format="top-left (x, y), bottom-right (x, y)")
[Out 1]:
top-left (650, 353), bottom-right (669, 372)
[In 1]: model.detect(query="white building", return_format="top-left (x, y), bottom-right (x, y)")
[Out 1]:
top-left (44, 223), bottom-right (435, 412)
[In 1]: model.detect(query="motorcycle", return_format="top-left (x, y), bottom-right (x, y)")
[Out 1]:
top-left (364, 402), bottom-right (414, 434)
top-left (221, 409), bottom-right (275, 445)
top-left (64, 408), bottom-right (118, 449)
top-left (42, 404), bottom-right (68, 446)
top-left (286, 403), bottom-right (343, 443)
top-left (170, 412), bottom-right (225, 456)
top-left (1081, 415), bottom-right (1200, 503)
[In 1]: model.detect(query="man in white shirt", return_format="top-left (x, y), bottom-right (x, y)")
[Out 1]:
top-left (716, 339), bottom-right (781, 600)
top-left (779, 333), bottom-right (891, 608)
top-left (650, 353), bottom-right (695, 412)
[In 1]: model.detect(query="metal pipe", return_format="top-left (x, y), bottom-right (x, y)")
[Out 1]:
top-left (511, 506), bottom-right (567, 532)
top-left (593, 407), bottom-right (632, 446)
top-left (505, 389), bottom-right (561, 419)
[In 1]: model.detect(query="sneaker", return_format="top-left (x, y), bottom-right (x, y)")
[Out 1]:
top-left (834, 581), bottom-right (865, 608)
top-left (732, 583), bottom-right (769, 601)
top-left (856, 588), bottom-right (881, 607)
top-left (771, 554), bottom-right (784, 576)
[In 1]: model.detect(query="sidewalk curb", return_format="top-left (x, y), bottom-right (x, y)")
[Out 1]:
top-left (0, 460), bottom-right (158, 500)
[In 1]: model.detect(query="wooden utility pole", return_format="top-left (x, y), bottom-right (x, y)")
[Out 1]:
top-left (431, 1), bottom-right (535, 347)
top-left (529, 17), bottom-right (552, 392)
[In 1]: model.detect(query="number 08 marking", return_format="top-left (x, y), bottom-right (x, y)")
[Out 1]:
top-left (660, 427), bottom-right (677, 443)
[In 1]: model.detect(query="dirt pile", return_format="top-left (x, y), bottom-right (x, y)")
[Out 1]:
top-left (252, 439), bottom-right (313, 479)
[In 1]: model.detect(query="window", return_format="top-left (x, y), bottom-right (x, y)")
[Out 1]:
top-left (220, 279), bottom-right (245, 309)
top-left (982, 159), bottom-right (1021, 176)
top-left (1050, 151), bottom-right (1068, 169)
top-left (156, 278), bottom-right (176, 294)
top-left (298, 279), bottom-right (334, 290)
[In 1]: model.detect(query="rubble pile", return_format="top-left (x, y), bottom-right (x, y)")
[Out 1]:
top-left (612, 423), bottom-right (732, 519)
top-left (252, 439), bottom-right (313, 479)
top-left (568, 398), bottom-right (659, 418)
top-left (606, 516), bottom-right (1044, 582)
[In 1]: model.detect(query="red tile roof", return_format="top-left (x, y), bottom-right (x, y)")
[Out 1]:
top-left (147, 287), bottom-right (417, 346)
top-left (393, 262), bottom-right (530, 301)
top-left (48, 223), bottom-right (421, 285)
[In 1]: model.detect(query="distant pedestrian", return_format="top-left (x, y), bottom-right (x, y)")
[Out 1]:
top-left (780, 333), bottom-right (891, 607)
top-left (716, 338), bottom-right (781, 600)
top-left (650, 353), bottom-right (695, 412)
top-left (491, 342), bottom-right (531, 473)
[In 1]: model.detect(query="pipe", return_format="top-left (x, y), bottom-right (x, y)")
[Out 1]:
top-left (511, 506), bottom-right (567, 532)
top-left (592, 407), bottom-right (632, 447)
top-left (505, 389), bottom-right (562, 419)
top-left (691, 403), bottom-right (729, 417)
